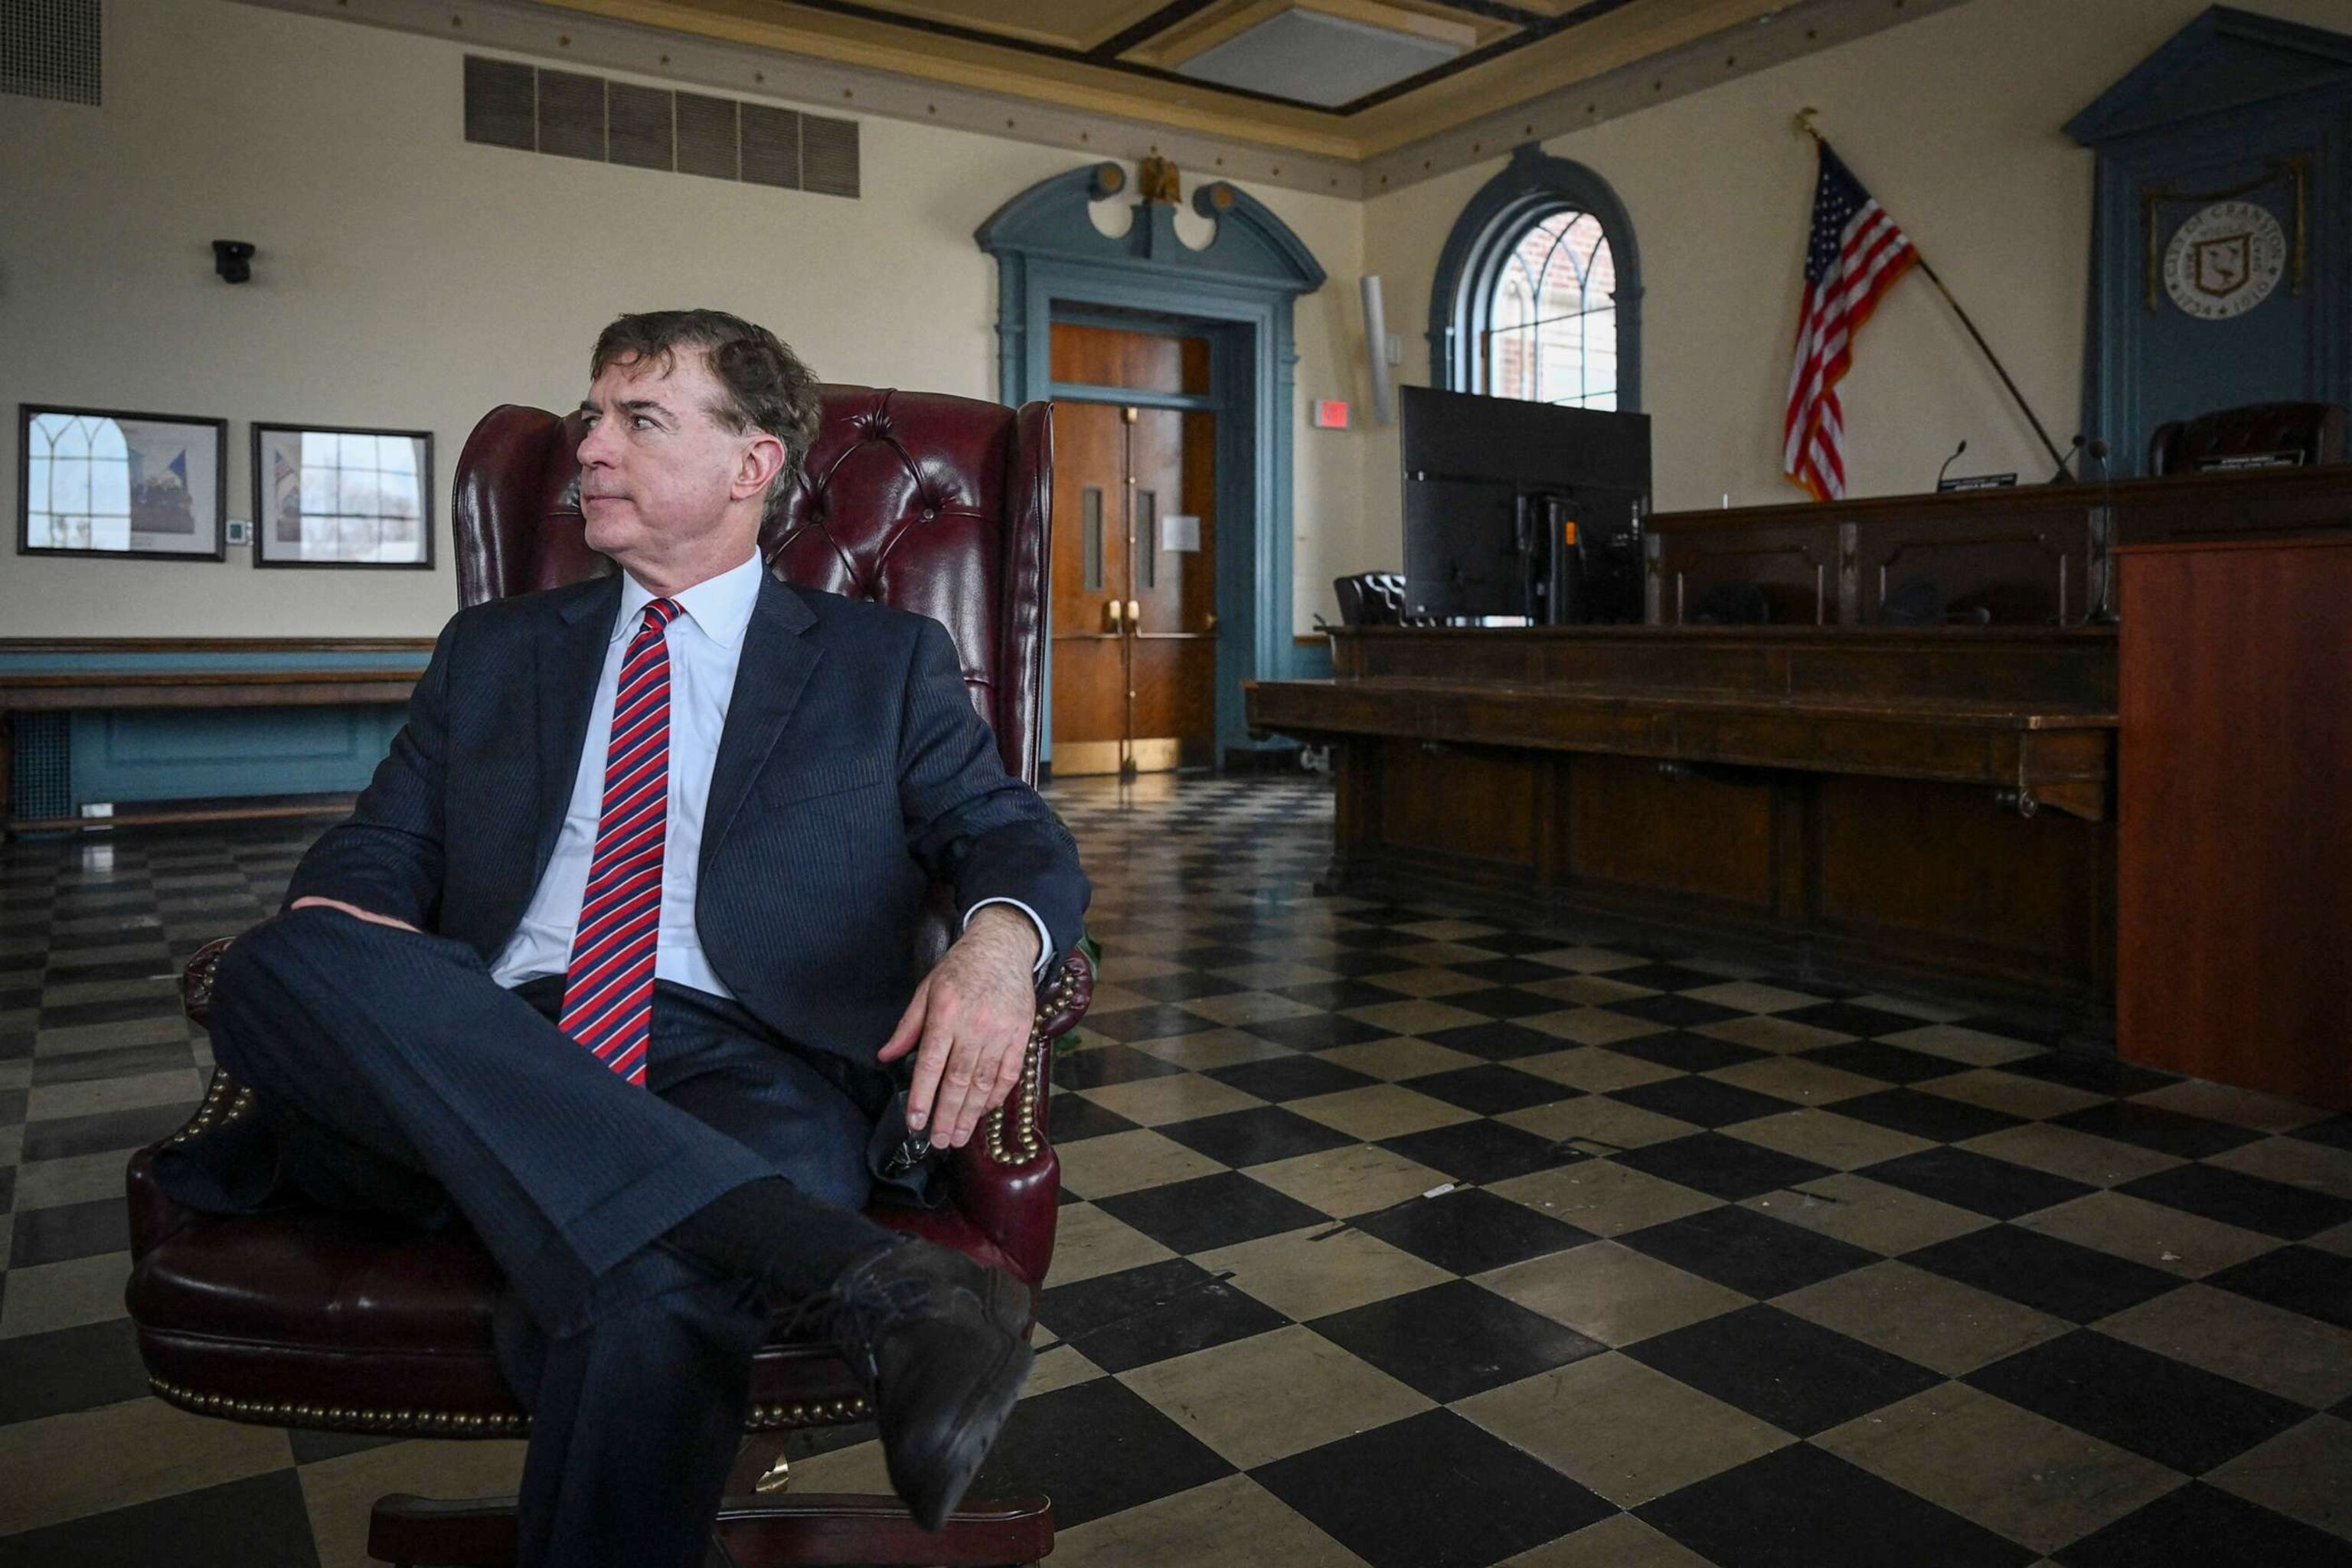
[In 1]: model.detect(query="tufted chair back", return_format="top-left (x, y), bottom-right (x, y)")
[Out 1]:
top-left (452, 386), bottom-right (1054, 786)
top-left (2147, 401), bottom-right (2349, 476)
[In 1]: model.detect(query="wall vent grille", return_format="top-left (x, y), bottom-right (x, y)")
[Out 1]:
top-left (535, 68), bottom-right (606, 161)
top-left (2, 0), bottom-right (101, 106)
top-left (10, 712), bottom-right (71, 821)
top-left (801, 113), bottom-right (860, 199)
top-left (462, 55), bottom-right (857, 198)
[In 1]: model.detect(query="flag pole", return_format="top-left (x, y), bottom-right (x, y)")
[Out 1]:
top-left (1793, 109), bottom-right (2071, 475)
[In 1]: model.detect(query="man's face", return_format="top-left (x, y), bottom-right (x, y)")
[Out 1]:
top-left (575, 348), bottom-right (766, 570)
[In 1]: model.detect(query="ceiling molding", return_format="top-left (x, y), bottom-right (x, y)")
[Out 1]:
top-left (226, 0), bottom-right (1963, 197)
top-left (1364, 0), bottom-right (1973, 186)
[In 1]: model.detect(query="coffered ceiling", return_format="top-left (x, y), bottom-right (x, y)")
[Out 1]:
top-left (242, 0), bottom-right (1959, 194)
top-left (537, 0), bottom-right (1838, 157)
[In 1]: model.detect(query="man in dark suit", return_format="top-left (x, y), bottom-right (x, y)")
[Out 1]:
top-left (155, 310), bottom-right (1089, 1568)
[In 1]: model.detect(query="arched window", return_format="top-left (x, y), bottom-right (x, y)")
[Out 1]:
top-left (1429, 145), bottom-right (1641, 411)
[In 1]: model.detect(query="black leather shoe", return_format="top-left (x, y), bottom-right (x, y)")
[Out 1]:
top-left (808, 1237), bottom-right (1034, 1532)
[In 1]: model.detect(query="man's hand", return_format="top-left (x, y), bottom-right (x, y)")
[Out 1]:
top-left (289, 896), bottom-right (421, 934)
top-left (877, 904), bottom-right (1041, 1148)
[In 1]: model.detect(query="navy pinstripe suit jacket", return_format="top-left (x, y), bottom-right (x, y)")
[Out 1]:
top-left (284, 567), bottom-right (1089, 1072)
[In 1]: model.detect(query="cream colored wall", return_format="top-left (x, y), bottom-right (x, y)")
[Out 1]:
top-left (15, 0), bottom-right (2322, 643)
top-left (1345, 0), bottom-right (2352, 600)
top-left (0, 0), bottom-right (1361, 639)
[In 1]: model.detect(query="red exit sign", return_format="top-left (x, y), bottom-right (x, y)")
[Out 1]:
top-left (1312, 399), bottom-right (1351, 430)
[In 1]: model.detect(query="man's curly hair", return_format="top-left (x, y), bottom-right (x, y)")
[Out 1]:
top-left (590, 309), bottom-right (822, 505)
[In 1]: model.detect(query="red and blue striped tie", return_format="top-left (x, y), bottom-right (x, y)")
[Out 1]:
top-left (558, 596), bottom-right (682, 1085)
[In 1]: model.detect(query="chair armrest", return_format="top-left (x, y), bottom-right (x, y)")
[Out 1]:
top-left (1034, 942), bottom-right (1095, 1047)
top-left (946, 946), bottom-right (1093, 1283)
top-left (181, 935), bottom-right (236, 1027)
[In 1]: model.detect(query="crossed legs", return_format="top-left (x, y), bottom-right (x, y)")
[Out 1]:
top-left (203, 905), bottom-right (897, 1568)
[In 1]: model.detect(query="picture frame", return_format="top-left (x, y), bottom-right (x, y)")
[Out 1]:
top-left (17, 403), bottom-right (229, 561)
top-left (251, 423), bottom-right (436, 570)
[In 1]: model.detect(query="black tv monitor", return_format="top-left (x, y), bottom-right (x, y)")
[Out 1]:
top-left (1399, 386), bottom-right (1651, 624)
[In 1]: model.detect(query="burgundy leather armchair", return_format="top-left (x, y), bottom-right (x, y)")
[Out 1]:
top-left (2147, 400), bottom-right (2349, 475)
top-left (123, 387), bottom-right (1090, 1566)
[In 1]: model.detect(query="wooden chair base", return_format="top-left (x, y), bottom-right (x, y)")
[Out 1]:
top-left (366, 1491), bottom-right (1055, 1567)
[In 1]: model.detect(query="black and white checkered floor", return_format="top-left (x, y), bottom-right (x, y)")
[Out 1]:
top-left (3, 772), bottom-right (2350, 1566)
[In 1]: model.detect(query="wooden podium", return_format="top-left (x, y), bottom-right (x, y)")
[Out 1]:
top-left (2118, 534), bottom-right (2352, 1109)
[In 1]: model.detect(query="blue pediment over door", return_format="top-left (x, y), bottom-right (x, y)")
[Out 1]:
top-left (2066, 7), bottom-right (2352, 145)
top-left (2068, 7), bottom-right (2351, 476)
top-left (975, 163), bottom-right (1327, 293)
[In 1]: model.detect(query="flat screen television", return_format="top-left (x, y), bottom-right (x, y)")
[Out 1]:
top-left (1399, 386), bottom-right (1651, 624)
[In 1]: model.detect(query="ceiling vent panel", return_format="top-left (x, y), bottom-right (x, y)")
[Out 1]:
top-left (1174, 8), bottom-right (1459, 109)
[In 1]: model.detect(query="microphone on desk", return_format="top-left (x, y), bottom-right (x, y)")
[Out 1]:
top-left (1936, 439), bottom-right (1968, 488)
top-left (2047, 433), bottom-right (2088, 484)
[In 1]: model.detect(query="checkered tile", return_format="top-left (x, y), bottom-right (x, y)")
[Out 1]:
top-left (4, 776), bottom-right (2351, 1565)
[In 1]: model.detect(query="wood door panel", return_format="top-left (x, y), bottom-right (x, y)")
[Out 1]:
top-left (1130, 639), bottom-right (1215, 742)
top-left (1047, 322), bottom-right (1218, 775)
top-left (1050, 400), bottom-right (1128, 757)
top-left (1129, 407), bottom-right (1215, 763)
top-left (1048, 325), bottom-right (1210, 396)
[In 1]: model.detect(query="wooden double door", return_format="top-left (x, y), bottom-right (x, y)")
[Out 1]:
top-left (1049, 323), bottom-right (1220, 776)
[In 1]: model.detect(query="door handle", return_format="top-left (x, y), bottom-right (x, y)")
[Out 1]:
top-left (1106, 599), bottom-right (1123, 632)
top-left (1126, 599), bottom-right (1141, 627)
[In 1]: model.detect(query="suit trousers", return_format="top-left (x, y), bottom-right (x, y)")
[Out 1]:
top-left (201, 904), bottom-right (899, 1568)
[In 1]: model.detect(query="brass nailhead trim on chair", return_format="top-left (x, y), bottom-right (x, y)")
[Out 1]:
top-left (165, 1073), bottom-right (254, 1146)
top-left (984, 959), bottom-right (1077, 1168)
top-left (745, 1394), bottom-right (872, 1430)
top-left (148, 1377), bottom-right (533, 1436)
top-left (153, 1376), bottom-right (877, 1438)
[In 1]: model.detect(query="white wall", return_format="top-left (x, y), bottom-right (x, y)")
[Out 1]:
top-left (0, 0), bottom-right (1362, 638)
top-left (1341, 0), bottom-right (2352, 594)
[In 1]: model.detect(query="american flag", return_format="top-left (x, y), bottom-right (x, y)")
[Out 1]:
top-left (1782, 140), bottom-right (1918, 501)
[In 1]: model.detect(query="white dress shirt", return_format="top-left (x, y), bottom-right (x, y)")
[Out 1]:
top-left (491, 550), bottom-right (1050, 998)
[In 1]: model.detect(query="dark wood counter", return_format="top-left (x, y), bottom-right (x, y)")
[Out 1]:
top-left (1644, 461), bottom-right (2352, 627)
top-left (1247, 626), bottom-right (2118, 1038)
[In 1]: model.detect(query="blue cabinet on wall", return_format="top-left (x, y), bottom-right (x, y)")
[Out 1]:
top-left (2068, 7), bottom-right (2352, 475)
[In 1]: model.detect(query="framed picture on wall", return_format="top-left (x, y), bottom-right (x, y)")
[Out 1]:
top-left (17, 404), bottom-right (228, 560)
top-left (251, 423), bottom-right (435, 569)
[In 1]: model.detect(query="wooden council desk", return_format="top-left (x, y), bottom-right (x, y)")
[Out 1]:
top-left (1246, 625), bottom-right (2117, 1037)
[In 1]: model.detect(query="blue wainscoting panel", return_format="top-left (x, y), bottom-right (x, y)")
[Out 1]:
top-left (68, 706), bottom-right (405, 805)
top-left (2, 645), bottom-right (426, 816)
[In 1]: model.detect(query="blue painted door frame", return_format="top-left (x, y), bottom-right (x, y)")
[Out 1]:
top-left (976, 165), bottom-right (1328, 766)
top-left (2067, 8), bottom-right (2352, 475)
